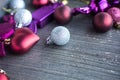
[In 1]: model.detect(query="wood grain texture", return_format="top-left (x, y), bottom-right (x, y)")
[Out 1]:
top-left (0, 0), bottom-right (120, 80)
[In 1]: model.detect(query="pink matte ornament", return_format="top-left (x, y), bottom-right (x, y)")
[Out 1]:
top-left (107, 7), bottom-right (120, 22)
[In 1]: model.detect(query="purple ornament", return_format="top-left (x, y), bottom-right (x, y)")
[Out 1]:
top-left (28, 21), bottom-right (38, 34)
top-left (0, 23), bottom-right (14, 40)
top-left (3, 15), bottom-right (15, 24)
top-left (0, 42), bottom-right (6, 57)
top-left (0, 22), bottom-right (15, 57)
top-left (72, 0), bottom-right (120, 15)
top-left (29, 2), bottom-right (63, 30)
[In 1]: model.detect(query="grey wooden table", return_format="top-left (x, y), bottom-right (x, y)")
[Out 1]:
top-left (0, 0), bottom-right (120, 80)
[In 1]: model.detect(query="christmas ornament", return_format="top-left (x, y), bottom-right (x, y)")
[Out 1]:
top-left (3, 15), bottom-right (15, 24)
top-left (0, 69), bottom-right (9, 80)
top-left (0, 23), bottom-right (14, 40)
top-left (107, 7), bottom-right (120, 28)
top-left (10, 0), bottom-right (25, 9)
top-left (54, 5), bottom-right (72, 24)
top-left (46, 26), bottom-right (70, 45)
top-left (28, 21), bottom-right (38, 34)
top-left (93, 12), bottom-right (113, 32)
top-left (0, 22), bottom-right (14, 57)
top-left (107, 7), bottom-right (120, 22)
top-left (33, 0), bottom-right (49, 7)
top-left (72, 0), bottom-right (120, 15)
top-left (29, 2), bottom-right (63, 32)
top-left (3, 14), bottom-right (37, 33)
top-left (14, 9), bottom-right (32, 28)
top-left (11, 28), bottom-right (40, 54)
top-left (0, 42), bottom-right (6, 57)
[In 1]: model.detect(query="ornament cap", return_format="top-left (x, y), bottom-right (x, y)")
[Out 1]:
top-left (46, 36), bottom-right (54, 44)
top-left (16, 23), bottom-right (23, 28)
top-left (0, 69), bottom-right (6, 74)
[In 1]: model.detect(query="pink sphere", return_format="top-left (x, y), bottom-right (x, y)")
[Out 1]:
top-left (107, 7), bottom-right (120, 22)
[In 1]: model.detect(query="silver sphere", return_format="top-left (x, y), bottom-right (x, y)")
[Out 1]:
top-left (10, 0), bottom-right (25, 9)
top-left (14, 9), bottom-right (32, 28)
top-left (47, 26), bottom-right (70, 45)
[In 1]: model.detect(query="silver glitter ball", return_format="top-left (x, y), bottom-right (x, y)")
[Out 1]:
top-left (47, 26), bottom-right (70, 45)
top-left (10, 0), bottom-right (25, 9)
top-left (14, 9), bottom-right (32, 28)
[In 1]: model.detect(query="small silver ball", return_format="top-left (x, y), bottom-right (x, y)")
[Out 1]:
top-left (10, 0), bottom-right (25, 9)
top-left (47, 26), bottom-right (70, 45)
top-left (14, 9), bottom-right (32, 28)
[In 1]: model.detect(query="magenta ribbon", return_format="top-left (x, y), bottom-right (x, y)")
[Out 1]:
top-left (72, 0), bottom-right (120, 15)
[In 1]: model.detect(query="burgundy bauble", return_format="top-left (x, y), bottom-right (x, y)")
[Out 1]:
top-left (11, 28), bottom-right (40, 54)
top-left (54, 5), bottom-right (72, 24)
top-left (93, 12), bottom-right (113, 32)
top-left (33, 0), bottom-right (48, 6)
top-left (107, 7), bottom-right (120, 22)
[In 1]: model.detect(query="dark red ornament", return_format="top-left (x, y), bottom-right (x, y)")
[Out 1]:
top-left (54, 5), bottom-right (72, 25)
top-left (11, 28), bottom-right (40, 54)
top-left (93, 12), bottom-right (113, 32)
top-left (33, 0), bottom-right (49, 7)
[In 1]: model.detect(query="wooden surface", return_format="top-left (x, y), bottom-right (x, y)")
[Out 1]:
top-left (0, 0), bottom-right (120, 80)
